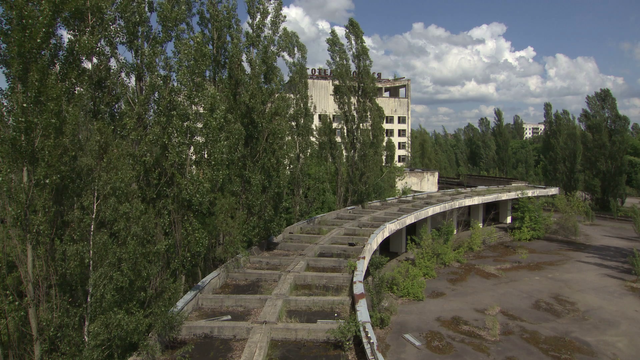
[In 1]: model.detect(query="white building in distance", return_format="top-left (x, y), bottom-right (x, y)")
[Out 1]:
top-left (307, 73), bottom-right (411, 164)
top-left (523, 122), bottom-right (545, 139)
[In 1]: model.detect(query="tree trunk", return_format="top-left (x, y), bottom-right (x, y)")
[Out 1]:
top-left (84, 187), bottom-right (98, 344)
top-left (23, 166), bottom-right (41, 360)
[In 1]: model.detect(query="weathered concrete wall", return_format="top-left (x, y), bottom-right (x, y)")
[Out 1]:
top-left (353, 186), bottom-right (560, 360)
top-left (397, 169), bottom-right (439, 193)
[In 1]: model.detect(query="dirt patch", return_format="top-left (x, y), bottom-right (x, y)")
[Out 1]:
top-left (166, 337), bottom-right (246, 360)
top-left (498, 260), bottom-right (567, 272)
top-left (306, 265), bottom-right (347, 273)
top-left (625, 280), bottom-right (640, 293)
top-left (500, 309), bottom-right (529, 323)
top-left (283, 309), bottom-right (346, 323)
top-left (244, 263), bottom-right (285, 271)
top-left (447, 335), bottom-right (491, 356)
top-left (213, 279), bottom-right (278, 295)
top-left (316, 251), bottom-right (357, 259)
top-left (437, 315), bottom-right (500, 342)
top-left (422, 330), bottom-right (455, 355)
top-left (426, 290), bottom-right (447, 299)
top-left (532, 295), bottom-right (581, 319)
top-left (447, 264), bottom-right (502, 285)
top-left (290, 284), bottom-right (349, 297)
top-left (187, 307), bottom-right (261, 322)
top-left (267, 340), bottom-right (347, 360)
top-left (261, 249), bottom-right (301, 257)
top-left (519, 327), bottom-right (596, 359)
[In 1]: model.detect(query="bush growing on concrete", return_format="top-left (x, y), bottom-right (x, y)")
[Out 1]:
top-left (511, 197), bottom-right (551, 241)
top-left (386, 261), bottom-right (426, 301)
top-left (328, 313), bottom-right (361, 352)
top-left (550, 194), bottom-right (588, 239)
top-left (465, 220), bottom-right (484, 252)
top-left (366, 255), bottom-right (394, 328)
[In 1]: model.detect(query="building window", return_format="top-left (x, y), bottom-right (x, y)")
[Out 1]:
top-left (398, 142), bottom-right (406, 150)
top-left (398, 116), bottom-right (407, 124)
top-left (385, 129), bottom-right (394, 137)
top-left (385, 116), bottom-right (394, 124)
top-left (336, 129), bottom-right (341, 137)
top-left (333, 115), bottom-right (342, 123)
top-left (398, 129), bottom-right (406, 137)
top-left (398, 155), bottom-right (406, 163)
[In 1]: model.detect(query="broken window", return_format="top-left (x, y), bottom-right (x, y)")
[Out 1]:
top-left (398, 142), bottom-right (407, 150)
top-left (398, 116), bottom-right (407, 124)
top-left (397, 155), bottom-right (406, 163)
top-left (385, 116), bottom-right (394, 124)
top-left (385, 129), bottom-right (394, 137)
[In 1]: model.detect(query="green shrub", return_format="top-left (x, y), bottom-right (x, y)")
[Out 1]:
top-left (465, 220), bottom-right (484, 252)
top-left (386, 261), bottom-right (425, 300)
top-left (629, 249), bottom-right (640, 280)
top-left (511, 197), bottom-right (551, 241)
top-left (630, 206), bottom-right (640, 237)
top-left (328, 314), bottom-right (361, 352)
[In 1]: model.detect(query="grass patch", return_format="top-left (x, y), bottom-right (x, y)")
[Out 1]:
top-left (422, 330), bottom-right (455, 355)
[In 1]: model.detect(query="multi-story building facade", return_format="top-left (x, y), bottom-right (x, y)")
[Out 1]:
top-left (523, 122), bottom-right (545, 139)
top-left (308, 75), bottom-right (411, 165)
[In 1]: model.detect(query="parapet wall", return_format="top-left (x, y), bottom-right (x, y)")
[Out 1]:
top-left (397, 169), bottom-right (439, 193)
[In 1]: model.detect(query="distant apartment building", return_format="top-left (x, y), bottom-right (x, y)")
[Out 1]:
top-left (523, 122), bottom-right (545, 139)
top-left (308, 72), bottom-right (411, 165)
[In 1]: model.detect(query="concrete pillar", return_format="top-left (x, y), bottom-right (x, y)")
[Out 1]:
top-left (389, 227), bottom-right (407, 254)
top-left (499, 200), bottom-right (512, 224)
top-left (451, 211), bottom-right (458, 234)
top-left (470, 204), bottom-right (484, 228)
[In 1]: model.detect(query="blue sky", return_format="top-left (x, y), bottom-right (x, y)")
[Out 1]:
top-left (2, 0), bottom-right (639, 131)
top-left (283, 0), bottom-right (640, 130)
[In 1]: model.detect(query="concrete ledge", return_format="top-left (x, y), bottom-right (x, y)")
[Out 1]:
top-left (228, 270), bottom-right (282, 282)
top-left (284, 296), bottom-right (351, 308)
top-left (198, 294), bottom-right (270, 308)
top-left (275, 243), bottom-right (311, 252)
top-left (180, 321), bottom-right (253, 338)
top-left (294, 273), bottom-right (352, 286)
top-left (172, 254), bottom-right (244, 314)
top-left (282, 234), bottom-right (322, 243)
top-left (270, 323), bottom-right (338, 341)
top-left (305, 257), bottom-right (349, 269)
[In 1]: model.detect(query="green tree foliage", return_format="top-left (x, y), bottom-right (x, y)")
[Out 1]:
top-left (541, 103), bottom-right (583, 194)
top-left (511, 198), bottom-right (551, 241)
top-left (512, 115), bottom-right (525, 141)
top-left (579, 89), bottom-right (631, 210)
top-left (492, 108), bottom-right (511, 176)
top-left (326, 18), bottom-right (395, 206)
top-left (1, 1), bottom-right (385, 358)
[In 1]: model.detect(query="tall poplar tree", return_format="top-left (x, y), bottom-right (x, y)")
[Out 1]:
top-left (579, 89), bottom-right (630, 209)
top-left (326, 18), bottom-right (389, 205)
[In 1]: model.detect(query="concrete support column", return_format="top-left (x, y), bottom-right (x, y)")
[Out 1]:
top-left (470, 204), bottom-right (484, 227)
top-left (389, 227), bottom-right (407, 254)
top-left (452, 211), bottom-right (458, 234)
top-left (499, 200), bottom-right (512, 224)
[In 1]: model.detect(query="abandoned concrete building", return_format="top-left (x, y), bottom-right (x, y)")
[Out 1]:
top-left (307, 72), bottom-right (411, 165)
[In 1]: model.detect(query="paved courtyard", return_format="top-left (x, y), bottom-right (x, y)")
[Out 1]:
top-left (382, 219), bottom-right (640, 359)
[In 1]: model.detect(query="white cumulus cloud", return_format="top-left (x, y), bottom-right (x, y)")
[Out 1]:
top-left (282, 4), bottom-right (634, 130)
